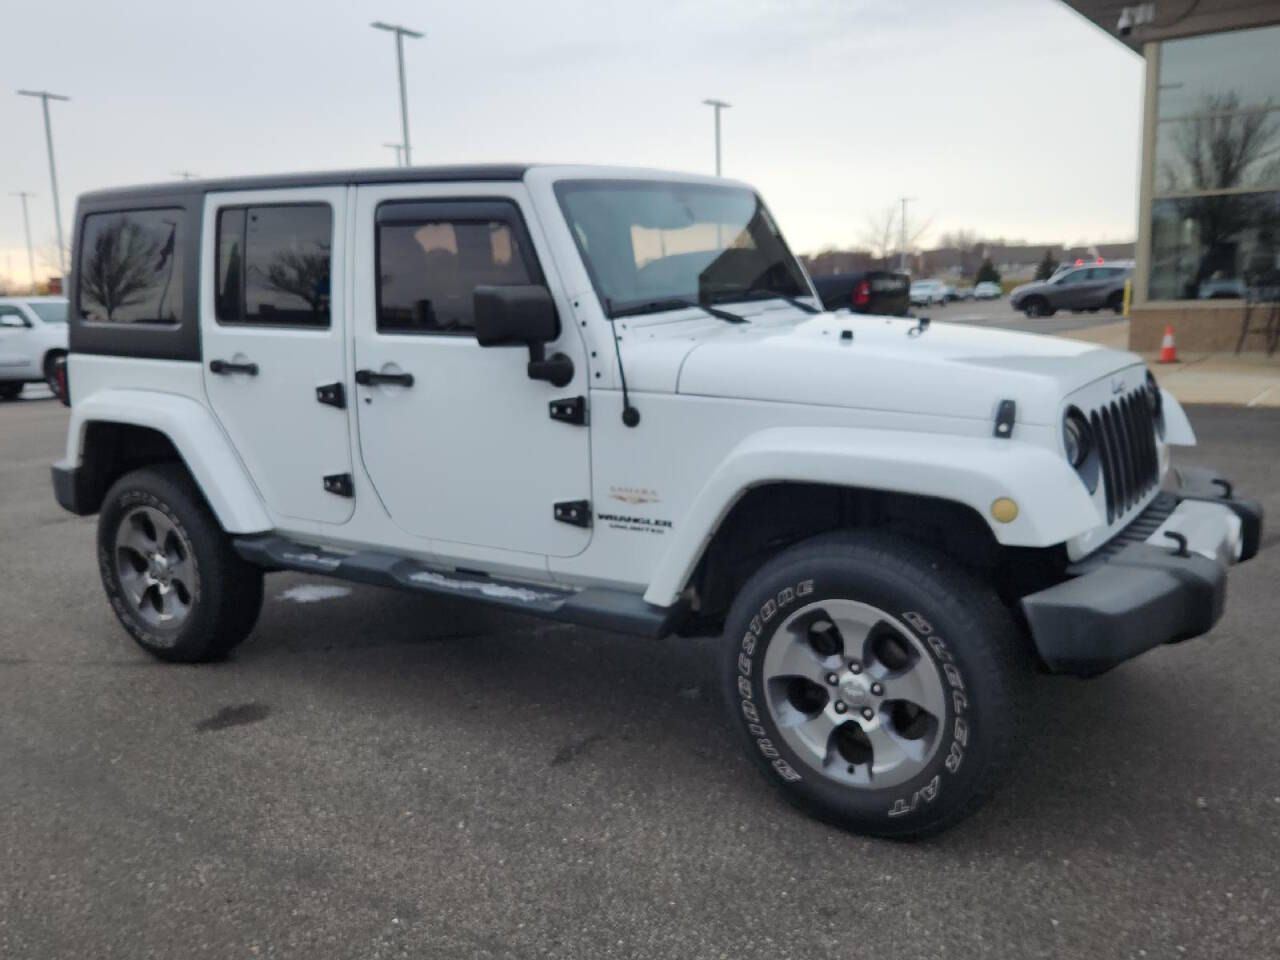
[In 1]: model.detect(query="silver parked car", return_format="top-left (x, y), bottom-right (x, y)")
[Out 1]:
top-left (1009, 262), bottom-right (1133, 318)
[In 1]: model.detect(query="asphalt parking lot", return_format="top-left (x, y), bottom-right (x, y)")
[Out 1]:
top-left (2, 393), bottom-right (1278, 959)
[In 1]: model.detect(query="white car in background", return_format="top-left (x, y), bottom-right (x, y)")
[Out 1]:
top-left (909, 279), bottom-right (948, 306)
top-left (0, 296), bottom-right (69, 400)
top-left (974, 281), bottom-right (1002, 300)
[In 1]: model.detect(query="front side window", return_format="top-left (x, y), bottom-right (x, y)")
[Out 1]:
top-left (78, 209), bottom-right (184, 324)
top-left (376, 204), bottom-right (534, 334)
top-left (554, 179), bottom-right (809, 317)
top-left (216, 204), bottom-right (332, 327)
top-left (1148, 25), bottom-right (1280, 300)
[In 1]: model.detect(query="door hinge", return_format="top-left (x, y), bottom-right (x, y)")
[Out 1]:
top-left (323, 473), bottom-right (354, 497)
top-left (993, 399), bottom-right (1016, 439)
top-left (316, 382), bottom-right (346, 409)
top-left (549, 395), bottom-right (587, 425)
top-left (553, 499), bottom-right (591, 528)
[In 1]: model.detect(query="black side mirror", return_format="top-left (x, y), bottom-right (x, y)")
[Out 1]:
top-left (473, 285), bottom-right (573, 387)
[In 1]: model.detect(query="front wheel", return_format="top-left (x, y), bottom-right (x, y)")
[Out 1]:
top-left (98, 464), bottom-right (264, 662)
top-left (721, 531), bottom-right (1018, 838)
top-left (1022, 297), bottom-right (1051, 318)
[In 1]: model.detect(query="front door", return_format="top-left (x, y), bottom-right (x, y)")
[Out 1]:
top-left (351, 183), bottom-right (591, 558)
top-left (0, 306), bottom-right (36, 379)
top-left (200, 187), bottom-right (355, 525)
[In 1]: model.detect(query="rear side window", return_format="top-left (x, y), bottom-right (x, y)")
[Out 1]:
top-left (77, 209), bottom-right (184, 324)
top-left (216, 204), bottom-right (332, 327)
top-left (376, 201), bottom-right (535, 334)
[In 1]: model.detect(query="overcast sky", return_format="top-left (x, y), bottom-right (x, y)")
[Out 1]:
top-left (1, 0), bottom-right (1143, 285)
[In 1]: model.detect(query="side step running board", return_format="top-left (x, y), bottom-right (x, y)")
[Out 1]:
top-left (232, 535), bottom-right (683, 639)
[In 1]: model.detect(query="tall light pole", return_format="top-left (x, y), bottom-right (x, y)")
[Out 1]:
top-left (370, 22), bottom-right (423, 167)
top-left (383, 142), bottom-right (404, 167)
top-left (12, 192), bottom-right (37, 294)
top-left (16, 90), bottom-right (70, 277)
top-left (899, 196), bottom-right (916, 273)
top-left (702, 99), bottom-right (731, 176)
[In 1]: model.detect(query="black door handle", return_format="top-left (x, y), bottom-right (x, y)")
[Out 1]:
top-left (355, 369), bottom-right (415, 387)
top-left (209, 359), bottom-right (259, 376)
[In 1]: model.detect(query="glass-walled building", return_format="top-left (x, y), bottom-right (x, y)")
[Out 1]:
top-left (1065, 3), bottom-right (1280, 352)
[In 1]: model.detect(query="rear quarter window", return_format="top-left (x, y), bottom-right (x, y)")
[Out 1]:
top-left (77, 209), bottom-right (184, 325)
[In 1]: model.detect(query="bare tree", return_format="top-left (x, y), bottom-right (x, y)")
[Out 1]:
top-left (80, 216), bottom-right (161, 321)
top-left (858, 205), bottom-right (933, 261)
top-left (936, 228), bottom-right (981, 250)
top-left (265, 244), bottom-right (331, 318)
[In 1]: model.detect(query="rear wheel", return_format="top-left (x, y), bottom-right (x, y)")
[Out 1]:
top-left (0, 382), bottom-right (21, 401)
top-left (43, 350), bottom-right (66, 392)
top-left (98, 464), bottom-right (263, 662)
top-left (1107, 291), bottom-right (1124, 314)
top-left (722, 531), bottom-right (1018, 838)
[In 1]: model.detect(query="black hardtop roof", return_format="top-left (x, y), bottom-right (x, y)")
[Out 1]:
top-left (77, 164), bottom-right (534, 205)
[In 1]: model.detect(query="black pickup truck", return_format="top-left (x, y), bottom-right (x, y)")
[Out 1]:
top-left (810, 270), bottom-right (910, 316)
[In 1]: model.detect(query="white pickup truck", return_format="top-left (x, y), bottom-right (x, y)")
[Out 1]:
top-left (52, 164), bottom-right (1262, 837)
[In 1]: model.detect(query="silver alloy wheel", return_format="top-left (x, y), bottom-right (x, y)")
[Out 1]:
top-left (762, 599), bottom-right (947, 790)
top-left (114, 505), bottom-right (197, 635)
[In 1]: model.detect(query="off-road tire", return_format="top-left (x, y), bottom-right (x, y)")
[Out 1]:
top-left (98, 464), bottom-right (263, 662)
top-left (721, 531), bottom-right (1019, 839)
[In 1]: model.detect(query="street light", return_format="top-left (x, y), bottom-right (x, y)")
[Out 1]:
top-left (899, 196), bottom-right (916, 273)
top-left (370, 22), bottom-right (423, 167)
top-left (383, 142), bottom-right (404, 167)
top-left (16, 90), bottom-right (70, 277)
top-left (11, 192), bottom-right (37, 294)
top-left (701, 99), bottom-right (731, 177)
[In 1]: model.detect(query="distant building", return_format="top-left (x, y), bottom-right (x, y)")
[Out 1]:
top-left (1063, 2), bottom-right (1280, 352)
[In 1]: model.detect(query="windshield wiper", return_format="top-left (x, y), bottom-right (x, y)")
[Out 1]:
top-left (713, 287), bottom-right (822, 314)
top-left (610, 297), bottom-right (747, 324)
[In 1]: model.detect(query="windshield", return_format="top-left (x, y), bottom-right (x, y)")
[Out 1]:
top-left (28, 301), bottom-right (68, 323)
top-left (554, 179), bottom-right (810, 317)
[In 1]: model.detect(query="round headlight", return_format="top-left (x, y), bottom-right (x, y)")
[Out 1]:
top-left (1063, 409), bottom-right (1090, 468)
top-left (1146, 370), bottom-right (1163, 420)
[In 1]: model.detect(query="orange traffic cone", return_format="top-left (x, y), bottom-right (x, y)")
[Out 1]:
top-left (1157, 324), bottom-right (1178, 363)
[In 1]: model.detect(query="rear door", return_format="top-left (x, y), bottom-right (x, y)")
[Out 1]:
top-left (200, 188), bottom-right (355, 525)
top-left (349, 182), bottom-right (592, 558)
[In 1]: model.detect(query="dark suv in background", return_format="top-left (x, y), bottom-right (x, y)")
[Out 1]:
top-left (1009, 261), bottom-right (1133, 317)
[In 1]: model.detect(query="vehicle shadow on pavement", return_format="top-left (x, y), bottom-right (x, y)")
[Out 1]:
top-left (222, 574), bottom-right (1264, 851)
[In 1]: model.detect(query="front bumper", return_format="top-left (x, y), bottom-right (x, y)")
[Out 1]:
top-left (1021, 467), bottom-right (1263, 677)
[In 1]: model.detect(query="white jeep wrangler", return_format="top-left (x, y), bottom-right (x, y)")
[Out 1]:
top-left (52, 165), bottom-right (1262, 837)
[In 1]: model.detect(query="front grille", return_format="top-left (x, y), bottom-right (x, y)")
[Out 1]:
top-left (1089, 387), bottom-right (1160, 524)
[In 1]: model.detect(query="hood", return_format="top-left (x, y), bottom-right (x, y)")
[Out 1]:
top-left (618, 309), bottom-right (1142, 426)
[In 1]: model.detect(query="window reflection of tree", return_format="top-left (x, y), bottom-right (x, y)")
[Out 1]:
top-left (1161, 94), bottom-right (1280, 192)
top-left (263, 243), bottom-right (331, 320)
top-left (1159, 93), bottom-right (1280, 298)
top-left (81, 216), bottom-right (164, 322)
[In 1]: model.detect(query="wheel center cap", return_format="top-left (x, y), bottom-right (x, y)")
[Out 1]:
top-left (839, 674), bottom-right (872, 706)
top-left (150, 554), bottom-right (169, 580)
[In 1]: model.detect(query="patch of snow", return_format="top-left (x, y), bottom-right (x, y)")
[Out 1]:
top-left (406, 570), bottom-right (558, 604)
top-left (278, 584), bottom-right (352, 604)
top-left (281, 551), bottom-right (341, 569)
